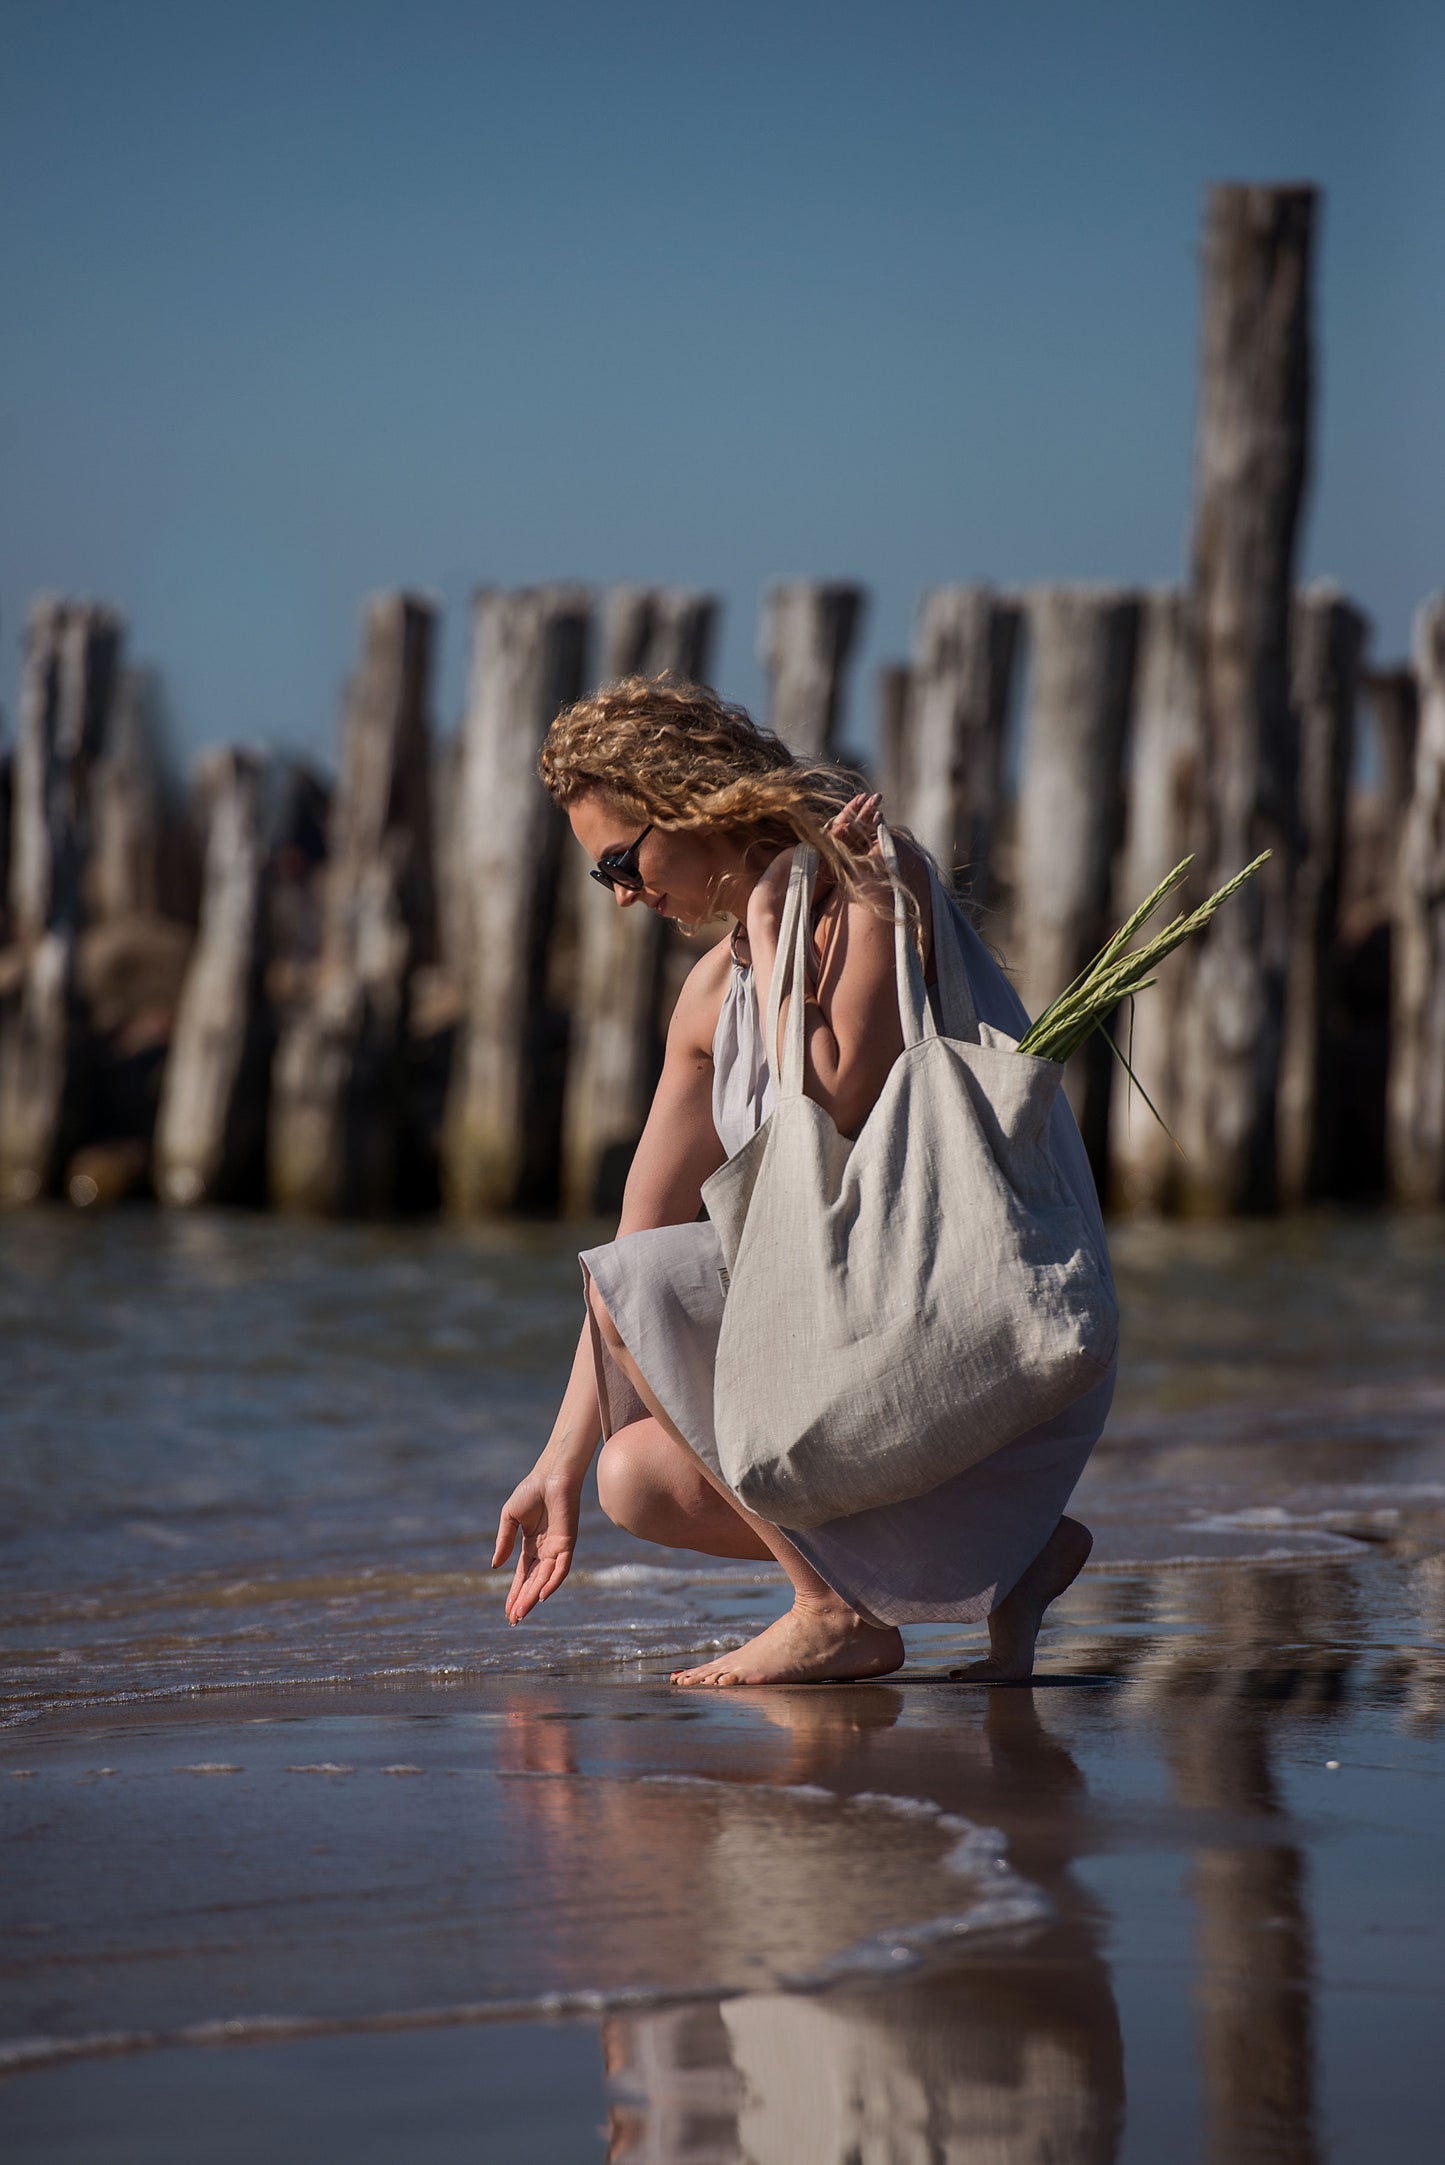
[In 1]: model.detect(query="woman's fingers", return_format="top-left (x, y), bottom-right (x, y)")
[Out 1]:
top-left (495, 1482), bottom-right (577, 1624)
top-left (507, 1539), bottom-right (574, 1622)
top-left (828, 792), bottom-right (883, 848)
top-left (536, 1555), bottom-right (569, 1605)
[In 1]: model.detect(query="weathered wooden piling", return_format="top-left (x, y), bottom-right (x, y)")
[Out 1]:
top-left (874, 663), bottom-right (913, 811)
top-left (443, 585), bottom-right (591, 1215)
top-left (1278, 585), bottom-right (1367, 1206)
top-left (0, 600), bottom-right (123, 1202)
top-left (86, 665), bottom-right (197, 929)
top-left (1327, 666), bottom-right (1408, 1203)
top-left (760, 582), bottom-right (865, 758)
top-left (9, 599), bottom-right (123, 941)
top-left (269, 593), bottom-right (438, 1215)
top-left (153, 752), bottom-right (275, 1207)
top-left (560, 589), bottom-right (717, 1214)
top-left (0, 933), bottom-right (83, 1204)
top-left (0, 748), bottom-right (12, 951)
top-left (1366, 668), bottom-right (1420, 836)
top-left (1108, 591), bottom-right (1200, 1211)
top-left (1174, 183), bottom-right (1315, 1214)
top-left (900, 586), bottom-right (1020, 904)
top-left (1014, 586), bottom-right (1140, 1173)
top-left (1388, 595), bottom-right (1445, 1204)
top-left (601, 587), bottom-right (715, 693)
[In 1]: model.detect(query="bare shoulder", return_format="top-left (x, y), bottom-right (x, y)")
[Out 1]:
top-left (815, 832), bottom-right (934, 969)
top-left (668, 931), bottom-right (734, 1054)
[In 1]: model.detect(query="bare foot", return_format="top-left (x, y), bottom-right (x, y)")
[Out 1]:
top-left (671, 1597), bottom-right (904, 1687)
top-left (949, 1517), bottom-right (1093, 1683)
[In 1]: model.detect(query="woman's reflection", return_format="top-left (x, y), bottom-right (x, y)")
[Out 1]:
top-left (596, 1684), bottom-right (1124, 2165)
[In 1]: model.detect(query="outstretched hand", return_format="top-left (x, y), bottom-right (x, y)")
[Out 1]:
top-left (492, 1466), bottom-right (582, 1624)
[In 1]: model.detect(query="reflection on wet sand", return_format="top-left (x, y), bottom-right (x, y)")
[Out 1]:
top-left (1, 1544), bottom-right (1440, 2160)
top-left (1402, 1553), bottom-right (1445, 1731)
top-left (1135, 1571), bottom-right (1337, 2165)
top-left (598, 1689), bottom-right (1124, 2165)
top-left (493, 1694), bottom-right (1041, 1999)
top-left (596, 1552), bottom-right (1435, 2165)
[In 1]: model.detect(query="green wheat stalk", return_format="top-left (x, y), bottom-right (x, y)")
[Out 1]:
top-left (1016, 850), bottom-right (1270, 1068)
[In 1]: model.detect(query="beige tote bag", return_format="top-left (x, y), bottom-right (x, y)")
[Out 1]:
top-left (701, 824), bottom-right (1117, 1530)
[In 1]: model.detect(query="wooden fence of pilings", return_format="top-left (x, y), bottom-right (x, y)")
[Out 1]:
top-left (0, 563), bottom-right (1438, 1221)
top-left (3, 182), bottom-right (1444, 1222)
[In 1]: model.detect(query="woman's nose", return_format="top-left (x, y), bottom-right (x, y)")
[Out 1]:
top-left (614, 884), bottom-right (638, 909)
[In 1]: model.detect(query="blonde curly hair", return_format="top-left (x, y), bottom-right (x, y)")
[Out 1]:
top-left (539, 675), bottom-right (872, 904)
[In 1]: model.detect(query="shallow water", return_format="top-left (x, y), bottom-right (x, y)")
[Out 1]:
top-left (3, 1208), bottom-right (1445, 2161)
top-left (3, 1209), bottom-right (1444, 1720)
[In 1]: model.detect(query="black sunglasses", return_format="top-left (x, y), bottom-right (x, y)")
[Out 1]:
top-left (589, 823), bottom-right (653, 893)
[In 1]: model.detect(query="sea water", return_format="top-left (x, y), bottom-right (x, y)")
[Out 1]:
top-left (3, 1207), bottom-right (1445, 1723)
top-left (5, 1209), bottom-right (1445, 2164)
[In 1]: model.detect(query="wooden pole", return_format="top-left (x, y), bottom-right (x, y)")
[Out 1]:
top-left (0, 599), bottom-right (123, 1202)
top-left (0, 933), bottom-right (83, 1204)
top-left (874, 663), bottom-right (913, 811)
top-left (1108, 590), bottom-right (1201, 1211)
top-left (153, 752), bottom-right (275, 1207)
top-left (601, 586), bottom-right (715, 687)
top-left (560, 590), bottom-right (717, 1214)
top-left (1322, 667), bottom-right (1406, 1204)
top-left (1364, 667), bottom-right (1419, 836)
top-left (443, 585), bottom-right (591, 1215)
top-left (1278, 585), bottom-right (1368, 1205)
top-left (1388, 594), bottom-right (1445, 1204)
top-left (759, 582), bottom-right (865, 758)
top-left (1014, 585), bottom-right (1140, 1177)
top-left (0, 746), bottom-right (11, 952)
top-left (901, 586), bottom-right (1020, 905)
top-left (9, 599), bottom-right (123, 941)
top-left (269, 593), bottom-right (438, 1215)
top-left (1175, 183), bottom-right (1316, 1214)
top-left (71, 666), bottom-right (199, 1201)
top-left (85, 666), bottom-right (198, 929)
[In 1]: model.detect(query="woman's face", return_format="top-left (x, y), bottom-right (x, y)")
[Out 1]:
top-left (567, 792), bottom-right (744, 927)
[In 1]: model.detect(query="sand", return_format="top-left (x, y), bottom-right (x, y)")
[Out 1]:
top-left (3, 1549), bottom-right (1443, 2164)
top-left (5, 1212), bottom-right (1445, 2158)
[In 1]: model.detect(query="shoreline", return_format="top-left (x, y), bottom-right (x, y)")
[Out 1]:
top-left (5, 1552), bottom-right (1444, 2159)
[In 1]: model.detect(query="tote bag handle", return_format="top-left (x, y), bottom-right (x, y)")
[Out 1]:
top-left (765, 819), bottom-right (979, 1101)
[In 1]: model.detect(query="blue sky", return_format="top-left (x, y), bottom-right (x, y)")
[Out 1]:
top-left (2, 0), bottom-right (1441, 768)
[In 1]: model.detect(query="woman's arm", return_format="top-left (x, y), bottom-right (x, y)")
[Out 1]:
top-left (492, 938), bottom-right (730, 1622)
top-left (745, 797), bottom-right (931, 1139)
top-left (613, 940), bottom-right (730, 1234)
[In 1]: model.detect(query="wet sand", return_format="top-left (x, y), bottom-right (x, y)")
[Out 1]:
top-left (4, 1550), bottom-right (1444, 2163)
top-left (4, 1209), bottom-right (1445, 2158)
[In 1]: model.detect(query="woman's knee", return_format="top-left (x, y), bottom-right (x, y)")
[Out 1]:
top-left (596, 1423), bottom-right (679, 1539)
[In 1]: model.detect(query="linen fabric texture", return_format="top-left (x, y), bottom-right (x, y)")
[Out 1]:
top-left (698, 825), bottom-right (1118, 1531)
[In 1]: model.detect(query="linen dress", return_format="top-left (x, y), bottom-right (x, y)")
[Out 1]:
top-left (580, 895), bottom-right (1116, 1626)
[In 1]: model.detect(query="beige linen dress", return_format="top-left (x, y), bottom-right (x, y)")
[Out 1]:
top-left (581, 895), bottom-right (1116, 1625)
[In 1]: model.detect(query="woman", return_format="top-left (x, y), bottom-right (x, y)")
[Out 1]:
top-left (493, 678), bottom-right (1114, 1686)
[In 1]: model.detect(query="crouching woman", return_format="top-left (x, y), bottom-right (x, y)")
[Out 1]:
top-left (493, 677), bottom-right (1113, 1685)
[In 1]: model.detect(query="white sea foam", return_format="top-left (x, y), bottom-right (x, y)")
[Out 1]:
top-left (579, 1563), bottom-right (785, 1591)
